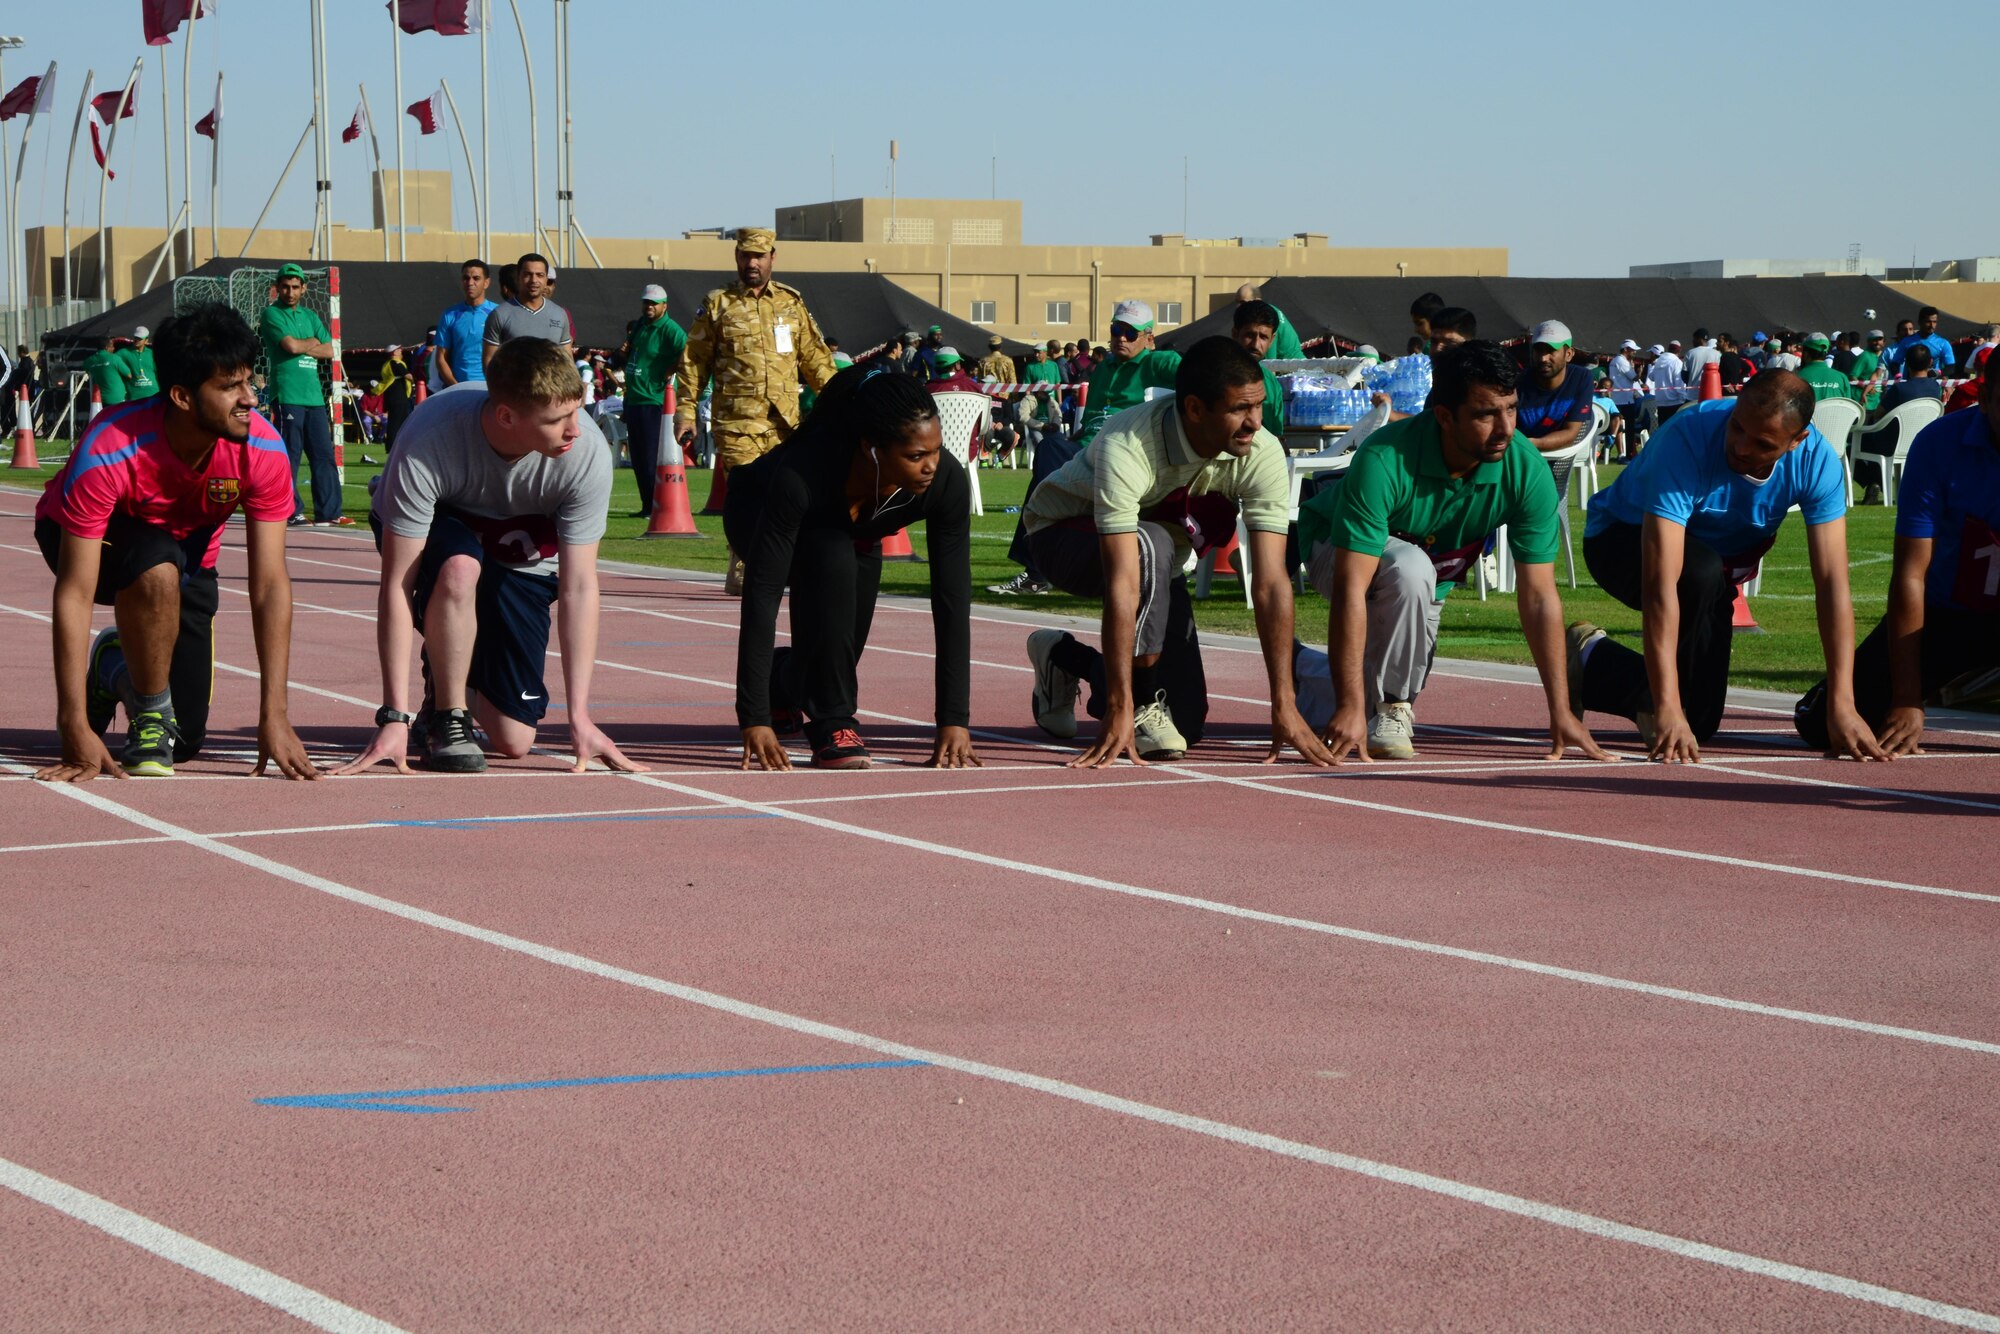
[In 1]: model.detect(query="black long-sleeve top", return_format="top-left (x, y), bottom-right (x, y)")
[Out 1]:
top-left (728, 426), bottom-right (973, 731)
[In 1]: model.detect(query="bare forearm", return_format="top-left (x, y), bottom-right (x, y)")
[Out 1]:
top-left (1535, 422), bottom-right (1584, 454)
top-left (1813, 582), bottom-right (1858, 703)
top-left (1886, 571), bottom-right (1927, 709)
top-left (1642, 587), bottom-right (1681, 714)
top-left (556, 579), bottom-right (599, 723)
top-left (1101, 571), bottom-right (1141, 708)
top-left (1329, 593), bottom-right (1368, 707)
top-left (376, 577), bottom-right (416, 712)
top-left (1517, 580), bottom-right (1569, 716)
top-left (1251, 571), bottom-right (1298, 702)
top-left (51, 582), bottom-right (95, 726)
top-left (248, 574), bottom-right (294, 720)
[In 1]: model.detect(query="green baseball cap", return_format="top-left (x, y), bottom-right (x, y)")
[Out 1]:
top-left (278, 262), bottom-right (307, 281)
top-left (928, 324), bottom-right (943, 334)
top-left (933, 347), bottom-right (961, 368)
top-left (1804, 332), bottom-right (1831, 352)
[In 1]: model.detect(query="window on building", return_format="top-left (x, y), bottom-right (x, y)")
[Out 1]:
top-left (1045, 301), bottom-right (1072, 325)
top-left (1157, 301), bottom-right (1184, 327)
top-left (969, 300), bottom-right (996, 325)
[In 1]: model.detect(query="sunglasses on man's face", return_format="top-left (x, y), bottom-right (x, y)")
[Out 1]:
top-left (1109, 324), bottom-right (1144, 340)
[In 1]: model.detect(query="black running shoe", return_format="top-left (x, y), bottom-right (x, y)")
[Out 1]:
top-left (121, 710), bottom-right (181, 777)
top-left (86, 627), bottom-right (126, 736)
top-left (424, 707), bottom-right (488, 773)
top-left (811, 728), bottom-right (871, 770)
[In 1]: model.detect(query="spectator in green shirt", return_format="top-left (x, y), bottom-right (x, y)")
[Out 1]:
top-left (1230, 300), bottom-right (1287, 435)
top-left (1796, 333), bottom-right (1860, 404)
top-left (620, 283), bottom-right (689, 519)
top-left (1853, 329), bottom-right (1887, 411)
top-left (1074, 300), bottom-right (1183, 445)
top-left (1294, 340), bottom-right (1606, 764)
top-left (115, 327), bottom-right (160, 401)
top-left (82, 337), bottom-right (129, 409)
top-left (1234, 283), bottom-right (1303, 361)
top-left (256, 262), bottom-right (345, 525)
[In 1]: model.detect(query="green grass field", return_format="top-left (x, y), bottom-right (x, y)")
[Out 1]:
top-left (4, 440), bottom-right (1896, 695)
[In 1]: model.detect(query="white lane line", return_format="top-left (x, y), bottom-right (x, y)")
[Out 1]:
top-left (23, 778), bottom-right (1999, 1333)
top-left (1699, 762), bottom-right (2000, 814)
top-left (0, 1154), bottom-right (404, 1334)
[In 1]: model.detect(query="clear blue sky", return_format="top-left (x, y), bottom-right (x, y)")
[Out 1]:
top-left (4, 0), bottom-right (1995, 297)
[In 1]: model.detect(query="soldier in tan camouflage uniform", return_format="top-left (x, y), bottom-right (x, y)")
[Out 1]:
top-left (975, 335), bottom-right (1017, 386)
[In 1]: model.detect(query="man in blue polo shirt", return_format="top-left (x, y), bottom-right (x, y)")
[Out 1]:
top-left (1796, 363), bottom-right (2000, 754)
top-left (435, 259), bottom-right (497, 388)
top-left (1570, 372), bottom-right (1884, 762)
top-left (1886, 306), bottom-right (1955, 378)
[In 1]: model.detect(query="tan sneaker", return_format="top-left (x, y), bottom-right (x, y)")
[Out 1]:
top-left (723, 550), bottom-right (746, 597)
top-left (1367, 701), bottom-right (1417, 760)
top-left (1132, 690), bottom-right (1187, 761)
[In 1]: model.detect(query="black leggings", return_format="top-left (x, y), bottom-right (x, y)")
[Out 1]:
top-left (729, 518), bottom-right (883, 747)
top-left (1794, 607), bottom-right (2000, 747)
top-left (1580, 522), bottom-right (1736, 741)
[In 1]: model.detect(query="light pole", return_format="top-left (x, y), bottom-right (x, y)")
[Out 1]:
top-left (0, 36), bottom-right (23, 346)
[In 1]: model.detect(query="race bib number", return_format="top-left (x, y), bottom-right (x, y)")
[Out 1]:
top-left (773, 321), bottom-right (793, 355)
top-left (1719, 533), bottom-right (1779, 588)
top-left (1951, 516), bottom-right (2000, 611)
top-left (465, 513), bottom-right (560, 568)
top-left (1394, 530), bottom-right (1486, 585)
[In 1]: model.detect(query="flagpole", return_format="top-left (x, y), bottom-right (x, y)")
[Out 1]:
top-left (503, 0), bottom-right (537, 256)
top-left (179, 0), bottom-right (196, 268)
top-left (478, 0), bottom-right (490, 262)
top-left (60, 70), bottom-right (93, 309)
top-left (157, 46), bottom-right (174, 284)
top-left (240, 114), bottom-right (313, 259)
top-left (8, 64), bottom-right (50, 339)
top-left (0, 42), bottom-right (11, 347)
top-left (559, 0), bottom-right (575, 268)
top-left (390, 0), bottom-right (405, 261)
top-left (207, 71), bottom-right (220, 260)
top-left (439, 79), bottom-right (481, 256)
top-left (315, 0), bottom-right (334, 261)
top-left (358, 85), bottom-right (388, 261)
top-left (550, 0), bottom-right (564, 259)
top-left (97, 58), bottom-right (141, 313)
top-left (305, 0), bottom-right (322, 257)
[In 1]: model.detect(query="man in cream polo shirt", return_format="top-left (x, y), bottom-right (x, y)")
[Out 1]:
top-left (1019, 335), bottom-right (1332, 769)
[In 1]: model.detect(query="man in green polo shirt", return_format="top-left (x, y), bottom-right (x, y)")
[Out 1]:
top-left (1230, 300), bottom-right (1287, 434)
top-left (621, 282), bottom-right (689, 519)
top-left (1294, 340), bottom-right (1606, 763)
top-left (1021, 336), bottom-right (1332, 768)
top-left (1852, 329), bottom-right (1886, 411)
top-left (256, 263), bottom-right (344, 525)
top-left (114, 326), bottom-right (159, 401)
top-left (82, 337), bottom-right (129, 409)
top-left (1797, 332), bottom-right (1859, 404)
top-left (1074, 300), bottom-right (1183, 446)
top-left (1235, 283), bottom-right (1303, 361)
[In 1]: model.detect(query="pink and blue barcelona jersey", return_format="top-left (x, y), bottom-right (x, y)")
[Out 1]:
top-left (35, 401), bottom-right (295, 569)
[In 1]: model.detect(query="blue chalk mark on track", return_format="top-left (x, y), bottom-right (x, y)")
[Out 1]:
top-left (257, 1060), bottom-right (929, 1114)
top-left (385, 812), bottom-right (774, 830)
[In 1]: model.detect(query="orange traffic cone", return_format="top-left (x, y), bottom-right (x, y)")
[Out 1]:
top-left (414, 375), bottom-right (428, 406)
top-left (700, 460), bottom-right (728, 514)
top-left (9, 385), bottom-right (38, 470)
top-left (1699, 360), bottom-right (1723, 401)
top-left (87, 383), bottom-right (103, 424)
top-left (1731, 581), bottom-right (1762, 633)
top-left (639, 441), bottom-right (700, 538)
top-left (879, 527), bottom-right (919, 561)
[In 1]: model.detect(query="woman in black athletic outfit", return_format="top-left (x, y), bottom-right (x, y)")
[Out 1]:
top-left (725, 365), bottom-right (977, 770)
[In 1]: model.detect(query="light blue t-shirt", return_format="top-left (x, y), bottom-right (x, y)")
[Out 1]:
top-left (435, 299), bottom-right (497, 383)
top-left (1893, 406), bottom-right (2000, 613)
top-left (1586, 398), bottom-right (1846, 563)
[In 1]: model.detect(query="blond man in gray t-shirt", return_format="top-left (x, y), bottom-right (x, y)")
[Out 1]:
top-left (337, 340), bottom-right (643, 777)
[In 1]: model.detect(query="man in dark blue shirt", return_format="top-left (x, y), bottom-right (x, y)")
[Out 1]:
top-left (1515, 320), bottom-right (1595, 457)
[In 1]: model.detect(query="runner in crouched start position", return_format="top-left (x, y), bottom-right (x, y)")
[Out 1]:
top-left (34, 304), bottom-right (319, 780)
top-left (728, 366), bottom-right (975, 771)
top-left (338, 339), bottom-right (646, 776)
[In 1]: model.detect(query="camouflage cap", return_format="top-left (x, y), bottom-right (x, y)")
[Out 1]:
top-left (735, 227), bottom-right (777, 254)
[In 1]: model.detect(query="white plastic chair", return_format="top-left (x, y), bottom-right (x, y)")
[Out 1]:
top-left (1851, 397), bottom-right (1944, 504)
top-left (929, 390), bottom-right (989, 516)
top-left (1809, 397), bottom-right (1864, 502)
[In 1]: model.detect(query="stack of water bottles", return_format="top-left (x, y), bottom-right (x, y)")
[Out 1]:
top-left (1360, 356), bottom-right (1434, 415)
top-left (1282, 376), bottom-right (1377, 429)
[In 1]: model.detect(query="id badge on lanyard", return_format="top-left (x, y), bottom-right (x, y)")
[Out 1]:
top-left (773, 320), bottom-right (794, 355)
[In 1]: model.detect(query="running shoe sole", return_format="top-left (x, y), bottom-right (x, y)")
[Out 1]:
top-left (1026, 629), bottom-right (1079, 739)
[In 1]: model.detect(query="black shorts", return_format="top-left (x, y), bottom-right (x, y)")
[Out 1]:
top-left (373, 508), bottom-right (560, 726)
top-left (36, 512), bottom-right (219, 609)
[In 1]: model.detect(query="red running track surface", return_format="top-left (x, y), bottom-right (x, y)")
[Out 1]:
top-left (3, 498), bottom-right (1999, 1331)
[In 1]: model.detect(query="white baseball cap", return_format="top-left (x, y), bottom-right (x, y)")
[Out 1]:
top-left (1647, 344), bottom-right (1666, 356)
top-left (1528, 320), bottom-right (1572, 349)
top-left (1620, 338), bottom-right (1640, 351)
top-left (133, 325), bottom-right (150, 339)
top-left (640, 283), bottom-right (667, 303)
top-left (1110, 299), bottom-right (1154, 331)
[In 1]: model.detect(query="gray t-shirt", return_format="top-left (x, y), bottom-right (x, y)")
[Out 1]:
top-left (375, 385), bottom-right (611, 577)
top-left (483, 297), bottom-right (574, 348)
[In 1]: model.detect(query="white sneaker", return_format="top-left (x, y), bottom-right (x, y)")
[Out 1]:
top-left (1026, 629), bottom-right (1080, 739)
top-left (1367, 701), bottom-right (1416, 760)
top-left (1132, 690), bottom-right (1187, 761)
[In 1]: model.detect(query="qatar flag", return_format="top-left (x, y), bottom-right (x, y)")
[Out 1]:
top-left (143, 0), bottom-right (214, 46)
top-left (406, 90), bottom-right (442, 136)
top-left (89, 80), bottom-right (141, 179)
top-left (341, 102), bottom-right (365, 145)
top-left (390, 0), bottom-right (481, 35)
top-left (0, 74), bottom-right (55, 122)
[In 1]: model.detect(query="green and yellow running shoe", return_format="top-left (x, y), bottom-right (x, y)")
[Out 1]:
top-left (86, 627), bottom-right (126, 736)
top-left (121, 710), bottom-right (181, 777)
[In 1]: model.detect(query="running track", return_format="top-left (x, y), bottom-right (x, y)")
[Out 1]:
top-left (3, 490), bottom-right (1999, 1331)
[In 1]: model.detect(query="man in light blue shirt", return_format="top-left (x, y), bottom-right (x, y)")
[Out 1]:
top-left (1569, 374), bottom-right (1883, 763)
top-left (434, 259), bottom-right (498, 387)
top-left (1886, 306), bottom-right (1955, 377)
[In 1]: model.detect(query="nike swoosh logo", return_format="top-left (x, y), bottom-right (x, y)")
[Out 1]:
top-left (520, 692), bottom-right (541, 701)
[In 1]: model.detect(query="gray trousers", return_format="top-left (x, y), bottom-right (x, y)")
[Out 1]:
top-left (1295, 537), bottom-right (1443, 729)
top-left (1028, 519), bottom-right (1180, 657)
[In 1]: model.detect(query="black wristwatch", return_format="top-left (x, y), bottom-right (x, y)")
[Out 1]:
top-left (375, 706), bottom-right (416, 727)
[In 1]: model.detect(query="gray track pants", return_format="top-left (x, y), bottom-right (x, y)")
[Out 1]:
top-left (1294, 537), bottom-right (1443, 729)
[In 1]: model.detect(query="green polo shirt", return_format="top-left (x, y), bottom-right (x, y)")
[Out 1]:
top-left (624, 312), bottom-right (689, 407)
top-left (1023, 395), bottom-right (1290, 560)
top-left (1076, 347), bottom-right (1183, 445)
top-left (1850, 349), bottom-right (1883, 410)
top-left (83, 350), bottom-right (129, 406)
top-left (1022, 359), bottom-right (1063, 387)
top-left (114, 347), bottom-right (158, 400)
top-left (1269, 307), bottom-right (1304, 361)
top-left (1798, 359), bottom-right (1859, 404)
top-left (1260, 364), bottom-right (1286, 435)
top-left (1298, 411), bottom-right (1561, 596)
top-left (257, 303), bottom-right (332, 407)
